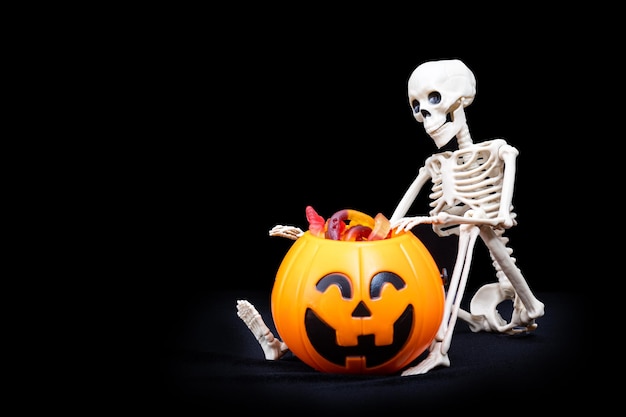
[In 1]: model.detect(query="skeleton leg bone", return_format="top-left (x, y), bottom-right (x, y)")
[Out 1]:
top-left (456, 226), bottom-right (542, 334)
top-left (478, 225), bottom-right (544, 330)
top-left (236, 299), bottom-right (289, 360)
top-left (402, 224), bottom-right (480, 376)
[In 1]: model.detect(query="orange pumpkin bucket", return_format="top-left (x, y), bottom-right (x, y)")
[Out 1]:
top-left (271, 229), bottom-right (445, 374)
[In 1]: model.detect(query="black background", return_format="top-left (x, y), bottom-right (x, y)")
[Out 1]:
top-left (111, 14), bottom-right (599, 413)
top-left (136, 41), bottom-right (583, 295)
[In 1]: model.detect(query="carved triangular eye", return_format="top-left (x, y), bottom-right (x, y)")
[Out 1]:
top-left (369, 271), bottom-right (405, 300)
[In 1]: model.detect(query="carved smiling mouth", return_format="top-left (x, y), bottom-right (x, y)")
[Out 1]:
top-left (304, 305), bottom-right (414, 368)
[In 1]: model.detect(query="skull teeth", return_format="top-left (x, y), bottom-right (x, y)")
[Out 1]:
top-left (427, 122), bottom-right (446, 136)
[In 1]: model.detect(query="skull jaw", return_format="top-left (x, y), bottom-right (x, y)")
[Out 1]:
top-left (423, 105), bottom-right (467, 149)
top-left (428, 121), bottom-right (458, 148)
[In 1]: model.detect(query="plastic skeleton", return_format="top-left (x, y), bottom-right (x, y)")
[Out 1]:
top-left (236, 59), bottom-right (545, 375)
top-left (388, 58), bottom-right (544, 375)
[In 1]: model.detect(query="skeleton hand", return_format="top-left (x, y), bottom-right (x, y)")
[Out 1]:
top-left (391, 215), bottom-right (443, 233)
top-left (500, 212), bottom-right (517, 228)
top-left (498, 216), bottom-right (514, 229)
top-left (236, 300), bottom-right (289, 360)
top-left (269, 225), bottom-right (304, 240)
top-left (484, 208), bottom-right (517, 229)
top-left (485, 213), bottom-right (517, 229)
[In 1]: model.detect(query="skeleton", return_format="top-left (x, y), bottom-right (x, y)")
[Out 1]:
top-left (388, 58), bottom-right (544, 375)
top-left (237, 59), bottom-right (544, 375)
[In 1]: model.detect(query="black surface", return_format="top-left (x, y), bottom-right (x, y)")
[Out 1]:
top-left (146, 290), bottom-right (585, 413)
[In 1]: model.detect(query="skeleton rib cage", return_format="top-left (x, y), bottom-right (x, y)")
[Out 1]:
top-left (426, 139), bottom-right (516, 236)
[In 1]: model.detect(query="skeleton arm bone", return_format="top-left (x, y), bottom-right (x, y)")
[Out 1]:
top-left (390, 166), bottom-right (431, 223)
top-left (392, 212), bottom-right (514, 232)
top-left (496, 143), bottom-right (519, 228)
top-left (402, 224), bottom-right (480, 376)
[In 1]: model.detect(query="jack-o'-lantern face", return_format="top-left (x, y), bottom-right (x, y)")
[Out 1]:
top-left (271, 231), bottom-right (444, 374)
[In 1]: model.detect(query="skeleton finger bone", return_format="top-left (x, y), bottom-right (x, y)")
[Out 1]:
top-left (236, 300), bottom-right (289, 360)
top-left (268, 225), bottom-right (304, 240)
top-left (391, 216), bottom-right (438, 233)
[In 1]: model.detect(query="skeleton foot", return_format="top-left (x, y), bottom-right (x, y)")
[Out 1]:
top-left (508, 304), bottom-right (540, 334)
top-left (401, 342), bottom-right (450, 376)
top-left (236, 300), bottom-right (288, 360)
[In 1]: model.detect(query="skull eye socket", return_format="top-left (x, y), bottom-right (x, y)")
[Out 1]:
top-left (428, 92), bottom-right (441, 104)
top-left (411, 99), bottom-right (420, 114)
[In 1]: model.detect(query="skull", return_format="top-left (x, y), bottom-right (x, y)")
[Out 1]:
top-left (408, 59), bottom-right (476, 148)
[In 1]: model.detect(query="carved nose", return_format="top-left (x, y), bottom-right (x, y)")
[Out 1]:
top-left (351, 301), bottom-right (371, 318)
top-left (421, 109), bottom-right (430, 118)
